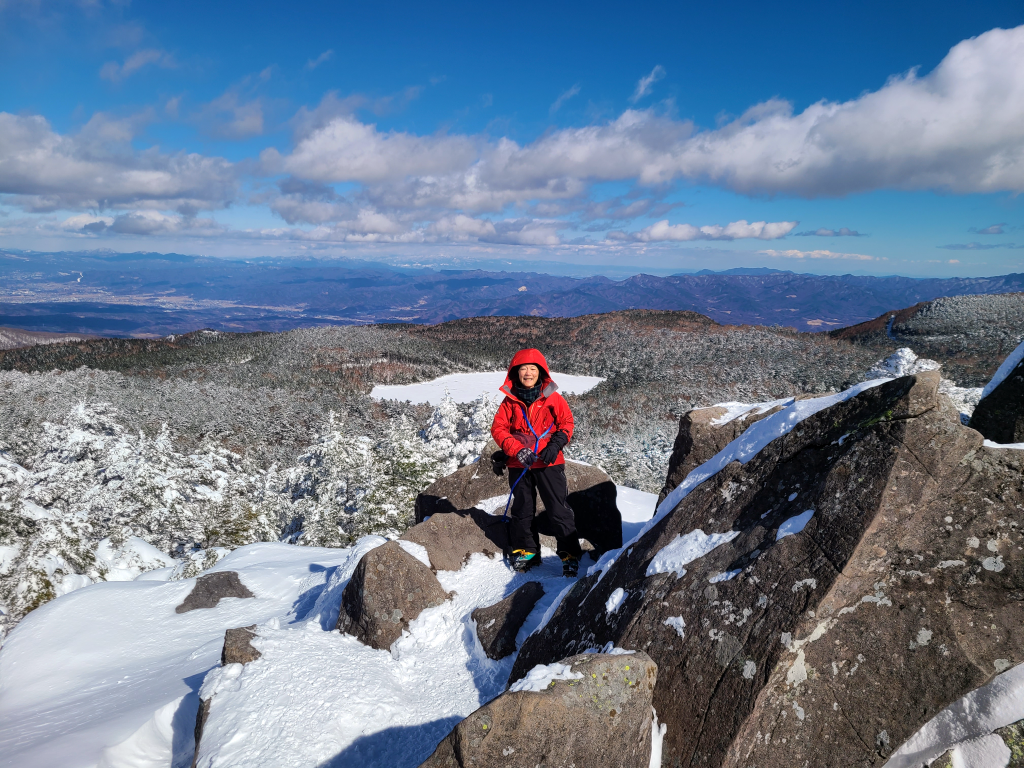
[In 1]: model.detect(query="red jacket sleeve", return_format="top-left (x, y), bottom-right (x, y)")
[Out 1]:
top-left (491, 399), bottom-right (523, 457)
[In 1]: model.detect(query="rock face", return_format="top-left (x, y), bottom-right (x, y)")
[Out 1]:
top-left (221, 625), bottom-right (260, 665)
top-left (970, 355), bottom-right (1024, 443)
top-left (658, 397), bottom-right (823, 505)
top-left (415, 444), bottom-right (622, 556)
top-left (420, 651), bottom-right (657, 768)
top-left (471, 582), bottom-right (544, 660)
top-left (337, 541), bottom-right (449, 650)
top-left (175, 571), bottom-right (254, 614)
top-left (400, 508), bottom-right (509, 571)
top-left (511, 371), bottom-right (1024, 768)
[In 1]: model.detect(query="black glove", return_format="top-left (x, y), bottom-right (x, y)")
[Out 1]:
top-left (490, 450), bottom-right (507, 476)
top-left (516, 448), bottom-right (538, 466)
top-left (537, 431), bottom-right (569, 464)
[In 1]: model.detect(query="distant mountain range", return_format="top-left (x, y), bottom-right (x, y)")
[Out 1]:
top-left (2, 248), bottom-right (1023, 337)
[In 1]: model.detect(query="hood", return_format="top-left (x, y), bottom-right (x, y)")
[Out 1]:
top-left (501, 348), bottom-right (558, 401)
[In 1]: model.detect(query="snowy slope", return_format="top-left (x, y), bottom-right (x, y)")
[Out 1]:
top-left (370, 371), bottom-right (605, 404)
top-left (0, 487), bottom-right (656, 768)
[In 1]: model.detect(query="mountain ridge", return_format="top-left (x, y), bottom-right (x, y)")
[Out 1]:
top-left (4, 249), bottom-right (1024, 336)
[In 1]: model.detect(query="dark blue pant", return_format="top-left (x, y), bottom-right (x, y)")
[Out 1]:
top-left (508, 465), bottom-right (582, 558)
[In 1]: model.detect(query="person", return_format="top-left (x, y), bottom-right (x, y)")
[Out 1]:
top-left (491, 348), bottom-right (582, 576)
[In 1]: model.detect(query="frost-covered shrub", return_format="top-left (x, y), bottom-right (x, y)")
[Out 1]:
top-left (0, 402), bottom-right (282, 633)
top-left (283, 394), bottom-right (496, 546)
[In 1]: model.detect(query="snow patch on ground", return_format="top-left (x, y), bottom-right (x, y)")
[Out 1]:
top-left (508, 661), bottom-right (583, 693)
top-left (370, 371), bottom-right (605, 405)
top-left (645, 529), bottom-right (741, 580)
top-left (981, 339), bottom-right (1024, 399)
top-left (885, 661), bottom-right (1024, 768)
top-left (777, 510), bottom-right (814, 540)
top-left (0, 482), bottom-right (661, 768)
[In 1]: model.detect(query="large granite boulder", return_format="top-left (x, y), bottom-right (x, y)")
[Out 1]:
top-left (400, 508), bottom-right (509, 571)
top-left (175, 571), bottom-right (253, 614)
top-left (420, 651), bottom-right (657, 768)
top-left (472, 581), bottom-right (545, 660)
top-left (511, 371), bottom-right (1024, 768)
top-left (337, 541), bottom-right (450, 650)
top-left (970, 349), bottom-right (1024, 443)
top-left (415, 441), bottom-right (622, 555)
top-left (658, 397), bottom-right (821, 505)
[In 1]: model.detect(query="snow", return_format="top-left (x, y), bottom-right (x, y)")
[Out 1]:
top-left (616, 485), bottom-right (657, 541)
top-left (370, 371), bottom-right (605, 405)
top-left (885, 661), bottom-right (1024, 768)
top-left (663, 617), bottom-right (685, 638)
top-left (981, 339), bottom-right (1024, 399)
top-left (649, 709), bottom-right (667, 768)
top-left (645, 529), bottom-right (742, 580)
top-left (475, 494), bottom-right (511, 514)
top-left (776, 510), bottom-right (814, 540)
top-left (984, 440), bottom-right (1024, 450)
top-left (866, 348), bottom-right (940, 380)
top-left (0, 495), bottom-right (615, 768)
top-left (707, 397), bottom-right (794, 426)
top-left (709, 569), bottom-right (742, 583)
top-left (396, 540), bottom-right (432, 568)
top-left (0, 540), bottom-right (385, 768)
top-left (507, 661), bottom-right (583, 693)
top-left (605, 587), bottom-right (627, 614)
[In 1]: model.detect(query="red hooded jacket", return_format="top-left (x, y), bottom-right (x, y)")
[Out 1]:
top-left (491, 348), bottom-right (574, 469)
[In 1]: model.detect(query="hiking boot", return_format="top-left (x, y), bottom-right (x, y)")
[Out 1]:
top-left (511, 549), bottom-right (540, 572)
top-left (560, 553), bottom-right (579, 578)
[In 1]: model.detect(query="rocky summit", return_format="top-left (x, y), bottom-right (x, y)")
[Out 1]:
top-left (510, 370), bottom-right (1024, 767)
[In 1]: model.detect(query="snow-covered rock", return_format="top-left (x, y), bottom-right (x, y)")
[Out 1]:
top-left (337, 540), bottom-right (450, 650)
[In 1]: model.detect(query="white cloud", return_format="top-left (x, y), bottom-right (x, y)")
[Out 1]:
top-left (759, 248), bottom-right (883, 261)
top-left (427, 214), bottom-right (498, 241)
top-left (633, 219), bottom-right (797, 242)
top-left (100, 49), bottom-right (175, 82)
top-left (630, 65), bottom-right (666, 103)
top-left (59, 210), bottom-right (223, 236)
top-left (262, 115), bottom-right (477, 184)
top-left (0, 112), bottom-right (236, 212)
top-left (306, 49), bottom-right (334, 70)
top-left (550, 84), bottom-right (581, 114)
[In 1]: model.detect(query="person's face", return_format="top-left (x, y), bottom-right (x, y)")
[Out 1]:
top-left (518, 364), bottom-right (540, 387)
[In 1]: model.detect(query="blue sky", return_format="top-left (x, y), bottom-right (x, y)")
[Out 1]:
top-left (3, 0), bottom-right (1024, 277)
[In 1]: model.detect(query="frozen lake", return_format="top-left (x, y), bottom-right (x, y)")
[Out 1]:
top-left (370, 371), bottom-right (605, 405)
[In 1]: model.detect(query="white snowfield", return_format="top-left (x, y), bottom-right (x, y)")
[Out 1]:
top-left (370, 370), bottom-right (605, 404)
top-left (0, 485), bottom-right (658, 768)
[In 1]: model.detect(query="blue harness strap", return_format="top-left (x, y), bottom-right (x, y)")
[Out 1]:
top-left (502, 403), bottom-right (552, 522)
